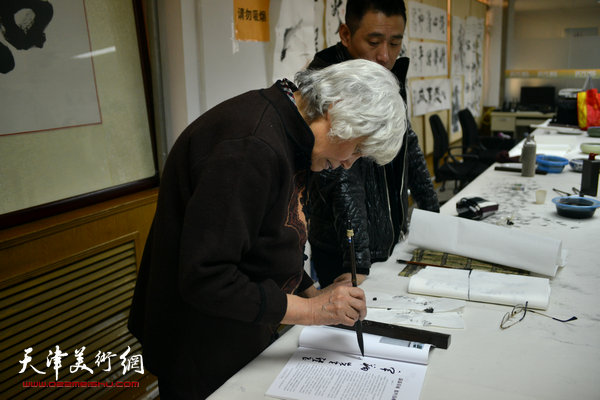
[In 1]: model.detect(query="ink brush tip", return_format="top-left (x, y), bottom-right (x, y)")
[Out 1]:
top-left (356, 320), bottom-right (364, 357)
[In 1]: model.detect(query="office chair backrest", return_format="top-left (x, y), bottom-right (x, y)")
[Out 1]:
top-left (458, 108), bottom-right (480, 153)
top-left (429, 114), bottom-right (449, 175)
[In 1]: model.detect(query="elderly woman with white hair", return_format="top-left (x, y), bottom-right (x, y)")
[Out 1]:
top-left (128, 59), bottom-right (406, 399)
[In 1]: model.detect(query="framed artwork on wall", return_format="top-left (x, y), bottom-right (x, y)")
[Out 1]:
top-left (0, 0), bottom-right (158, 228)
top-left (0, 1), bottom-right (102, 135)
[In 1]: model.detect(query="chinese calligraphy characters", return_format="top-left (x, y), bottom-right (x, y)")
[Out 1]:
top-left (17, 345), bottom-right (144, 380)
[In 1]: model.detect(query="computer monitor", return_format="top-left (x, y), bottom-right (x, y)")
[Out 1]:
top-left (519, 86), bottom-right (556, 112)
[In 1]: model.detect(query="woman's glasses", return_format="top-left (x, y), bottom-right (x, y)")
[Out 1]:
top-left (500, 301), bottom-right (577, 330)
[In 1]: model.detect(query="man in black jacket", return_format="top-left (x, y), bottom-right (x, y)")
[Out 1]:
top-left (308, 0), bottom-right (440, 288)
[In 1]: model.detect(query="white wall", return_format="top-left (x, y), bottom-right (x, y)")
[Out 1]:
top-left (504, 1), bottom-right (600, 102)
top-left (196, 1), bottom-right (279, 112)
top-left (483, 0), bottom-right (504, 107)
top-left (161, 1), bottom-right (566, 148)
top-left (157, 0), bottom-right (188, 150)
top-left (158, 0), bottom-right (280, 149)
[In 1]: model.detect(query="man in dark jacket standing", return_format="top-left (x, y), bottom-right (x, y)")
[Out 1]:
top-left (128, 59), bottom-right (407, 399)
top-left (308, 0), bottom-right (440, 288)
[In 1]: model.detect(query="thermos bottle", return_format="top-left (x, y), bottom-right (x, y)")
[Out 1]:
top-left (521, 135), bottom-right (536, 177)
top-left (580, 153), bottom-right (599, 196)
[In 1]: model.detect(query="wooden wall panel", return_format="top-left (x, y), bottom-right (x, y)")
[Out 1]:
top-left (0, 189), bottom-right (158, 400)
top-left (0, 190), bottom-right (157, 281)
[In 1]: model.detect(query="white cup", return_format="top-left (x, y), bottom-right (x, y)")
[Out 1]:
top-left (535, 189), bottom-right (547, 204)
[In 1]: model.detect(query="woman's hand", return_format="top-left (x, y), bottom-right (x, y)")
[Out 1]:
top-left (282, 286), bottom-right (366, 327)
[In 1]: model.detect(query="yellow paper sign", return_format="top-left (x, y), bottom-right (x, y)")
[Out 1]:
top-left (234, 0), bottom-right (270, 42)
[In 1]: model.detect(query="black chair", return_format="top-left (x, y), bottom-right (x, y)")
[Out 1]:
top-left (429, 114), bottom-right (488, 193)
top-left (458, 108), bottom-right (515, 165)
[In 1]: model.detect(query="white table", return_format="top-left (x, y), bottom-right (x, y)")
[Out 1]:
top-left (508, 127), bottom-right (595, 159)
top-left (209, 129), bottom-right (600, 400)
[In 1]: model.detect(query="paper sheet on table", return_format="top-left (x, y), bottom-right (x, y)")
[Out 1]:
top-left (365, 291), bottom-right (466, 329)
top-left (367, 308), bottom-right (465, 329)
top-left (531, 120), bottom-right (585, 135)
top-left (408, 267), bottom-right (551, 309)
top-left (508, 143), bottom-right (574, 158)
top-left (365, 291), bottom-right (466, 312)
top-left (408, 209), bottom-right (563, 277)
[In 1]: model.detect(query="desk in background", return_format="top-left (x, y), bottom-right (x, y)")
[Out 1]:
top-left (491, 110), bottom-right (555, 140)
top-left (209, 128), bottom-right (600, 400)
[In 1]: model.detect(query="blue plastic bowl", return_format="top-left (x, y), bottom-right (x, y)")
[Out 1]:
top-left (552, 196), bottom-right (600, 218)
top-left (536, 155), bottom-right (569, 173)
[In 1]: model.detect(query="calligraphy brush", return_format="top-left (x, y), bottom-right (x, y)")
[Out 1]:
top-left (347, 222), bottom-right (364, 357)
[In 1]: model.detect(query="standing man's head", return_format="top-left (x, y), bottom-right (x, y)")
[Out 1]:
top-left (340, 0), bottom-right (406, 70)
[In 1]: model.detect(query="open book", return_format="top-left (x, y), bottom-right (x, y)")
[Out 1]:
top-left (266, 325), bottom-right (431, 400)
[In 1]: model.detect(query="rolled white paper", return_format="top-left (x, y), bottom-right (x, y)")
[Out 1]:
top-left (408, 209), bottom-right (563, 277)
top-left (408, 266), bottom-right (551, 309)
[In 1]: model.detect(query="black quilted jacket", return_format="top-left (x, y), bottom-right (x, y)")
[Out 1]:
top-left (307, 43), bottom-right (440, 287)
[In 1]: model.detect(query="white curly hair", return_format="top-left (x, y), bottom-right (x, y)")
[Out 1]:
top-left (295, 59), bottom-right (406, 165)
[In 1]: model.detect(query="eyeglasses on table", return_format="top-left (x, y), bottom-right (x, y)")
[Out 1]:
top-left (500, 301), bottom-right (578, 330)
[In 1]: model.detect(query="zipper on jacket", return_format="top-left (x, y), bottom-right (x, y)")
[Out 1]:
top-left (397, 141), bottom-right (408, 244)
top-left (382, 167), bottom-right (395, 257)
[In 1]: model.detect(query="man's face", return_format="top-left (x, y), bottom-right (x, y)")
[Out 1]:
top-left (340, 11), bottom-right (405, 70)
top-left (309, 115), bottom-right (362, 172)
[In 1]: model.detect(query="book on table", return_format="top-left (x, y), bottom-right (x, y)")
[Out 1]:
top-left (266, 325), bottom-right (431, 400)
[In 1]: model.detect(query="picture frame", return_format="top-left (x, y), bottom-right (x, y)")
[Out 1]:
top-left (0, 0), bottom-right (158, 229)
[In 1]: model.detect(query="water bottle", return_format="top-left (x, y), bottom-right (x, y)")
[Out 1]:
top-left (521, 135), bottom-right (536, 177)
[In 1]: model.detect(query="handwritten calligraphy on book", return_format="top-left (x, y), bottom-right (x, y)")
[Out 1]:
top-left (266, 326), bottom-right (428, 400)
top-left (268, 349), bottom-right (419, 400)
